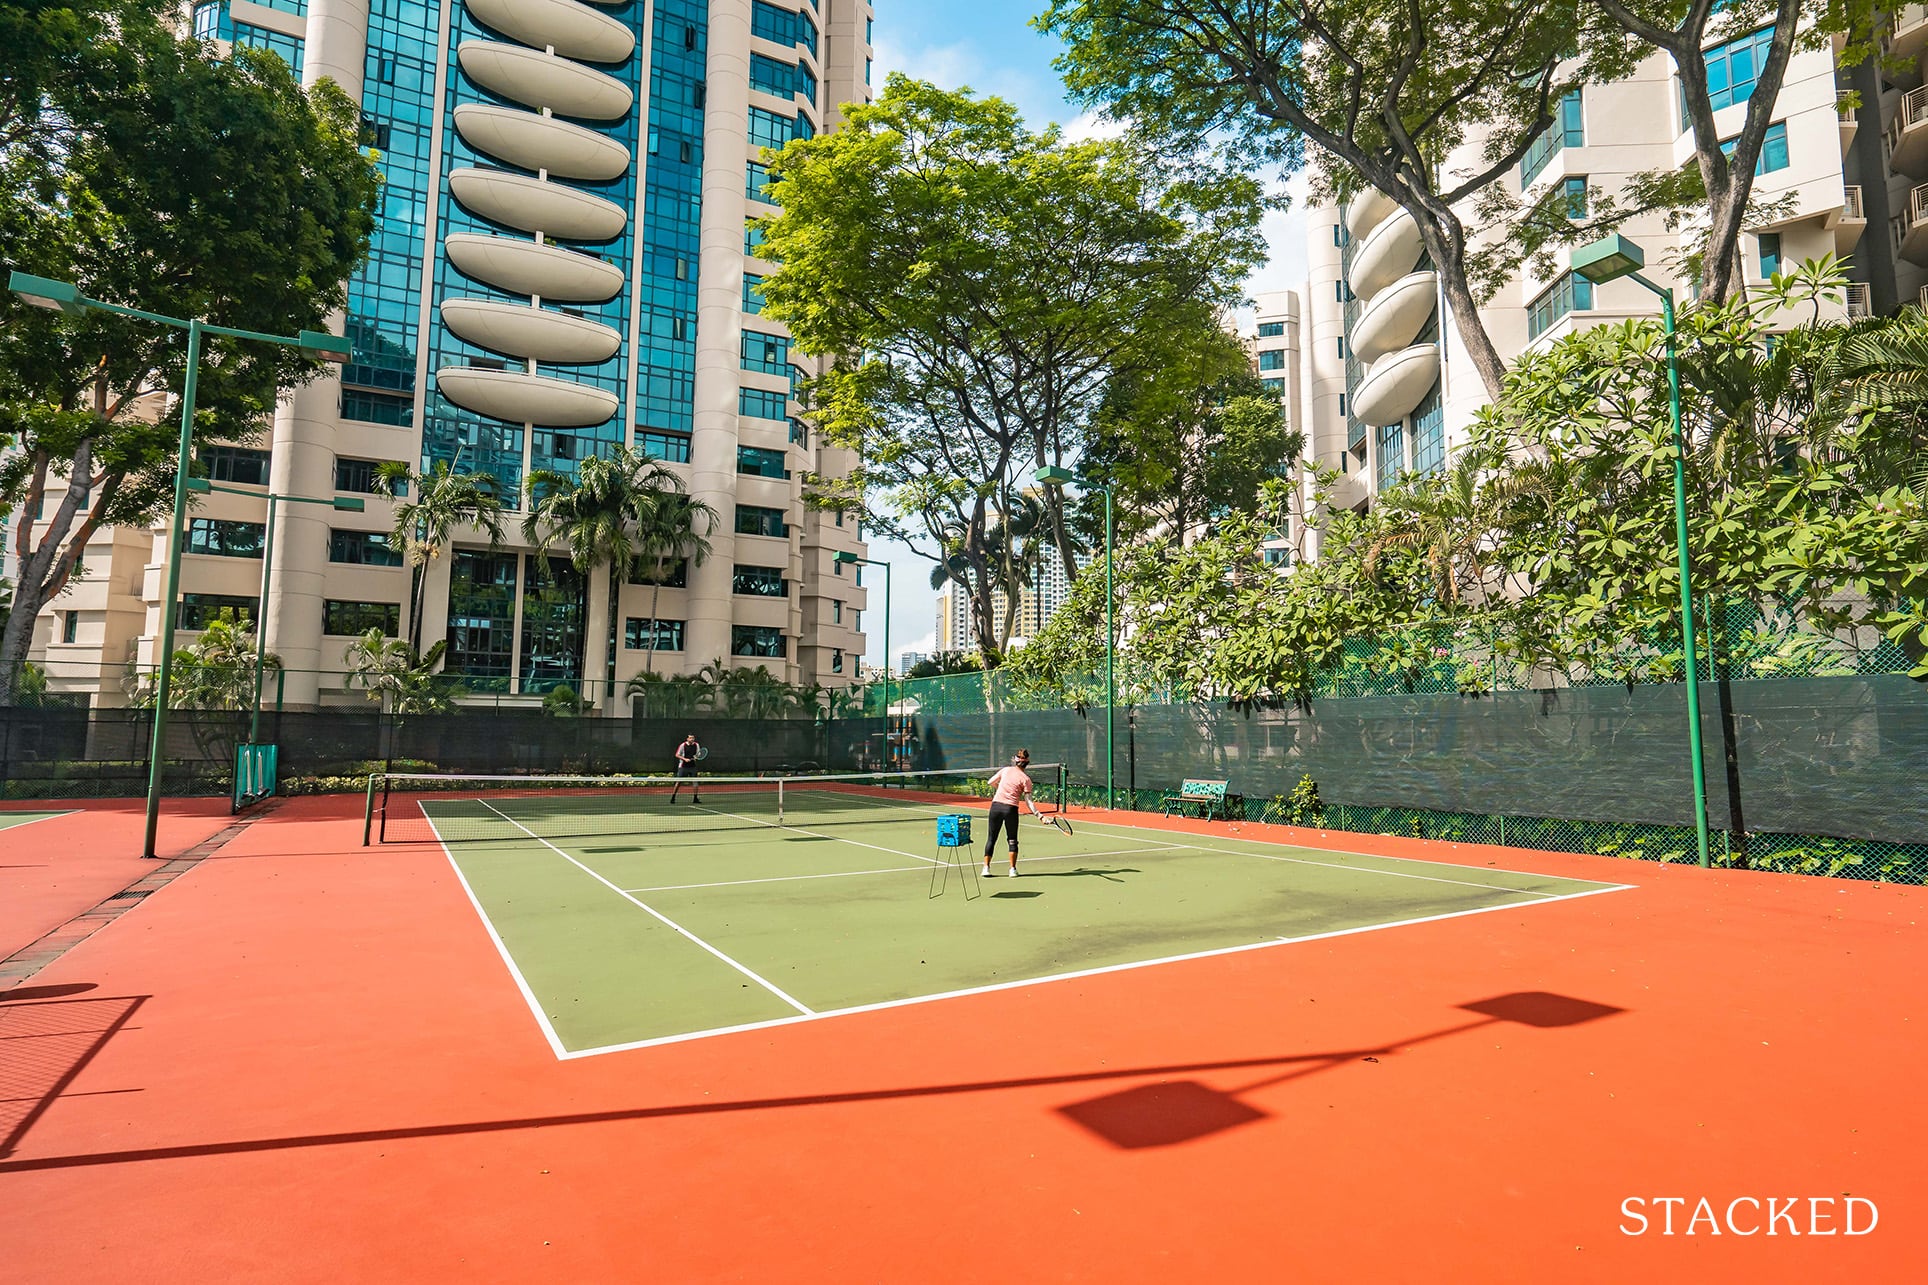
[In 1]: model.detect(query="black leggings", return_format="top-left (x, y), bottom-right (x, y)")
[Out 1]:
top-left (984, 803), bottom-right (1021, 856)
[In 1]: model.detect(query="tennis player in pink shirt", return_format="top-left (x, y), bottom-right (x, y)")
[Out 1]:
top-left (981, 748), bottom-right (1043, 877)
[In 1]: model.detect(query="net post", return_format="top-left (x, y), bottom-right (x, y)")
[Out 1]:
top-left (778, 778), bottom-right (786, 827)
top-left (379, 770), bottom-right (394, 843)
top-left (362, 772), bottom-right (377, 846)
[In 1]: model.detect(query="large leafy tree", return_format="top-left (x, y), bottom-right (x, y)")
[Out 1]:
top-left (1039, 0), bottom-right (1641, 399)
top-left (1079, 332), bottom-right (1298, 547)
top-left (0, 20), bottom-right (380, 704)
top-left (756, 75), bottom-right (1266, 664)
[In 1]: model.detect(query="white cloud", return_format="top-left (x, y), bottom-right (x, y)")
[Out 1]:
top-left (871, 37), bottom-right (1072, 129)
top-left (1061, 110), bottom-right (1127, 143)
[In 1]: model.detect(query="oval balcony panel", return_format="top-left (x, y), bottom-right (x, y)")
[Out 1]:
top-left (1349, 207), bottom-right (1424, 300)
top-left (1350, 270), bottom-right (1439, 365)
top-left (1344, 188), bottom-right (1397, 243)
top-left (449, 167), bottom-right (627, 241)
top-left (1352, 343), bottom-right (1441, 428)
top-left (443, 233), bottom-right (624, 302)
top-left (463, 0), bottom-right (635, 65)
top-left (436, 367), bottom-right (618, 427)
top-left (453, 104), bottom-right (630, 181)
top-left (457, 41), bottom-right (634, 120)
top-left (441, 298), bottom-right (621, 364)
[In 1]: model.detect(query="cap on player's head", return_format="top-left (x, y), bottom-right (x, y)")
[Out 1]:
top-left (1013, 748), bottom-right (1030, 765)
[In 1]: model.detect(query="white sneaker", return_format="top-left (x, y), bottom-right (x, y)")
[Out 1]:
top-left (981, 865), bottom-right (994, 877)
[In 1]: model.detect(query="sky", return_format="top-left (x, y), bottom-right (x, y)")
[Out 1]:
top-left (854, 1), bottom-right (1307, 668)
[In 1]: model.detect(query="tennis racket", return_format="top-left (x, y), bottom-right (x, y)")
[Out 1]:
top-left (694, 745), bottom-right (709, 761)
top-left (1041, 810), bottom-right (1074, 835)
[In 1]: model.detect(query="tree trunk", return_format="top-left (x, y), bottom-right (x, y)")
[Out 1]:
top-left (1422, 212), bottom-right (1511, 401)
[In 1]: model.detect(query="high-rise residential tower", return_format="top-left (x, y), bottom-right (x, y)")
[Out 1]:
top-left (31, 0), bottom-right (873, 713)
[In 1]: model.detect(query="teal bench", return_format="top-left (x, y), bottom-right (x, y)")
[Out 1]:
top-left (1163, 778), bottom-right (1230, 821)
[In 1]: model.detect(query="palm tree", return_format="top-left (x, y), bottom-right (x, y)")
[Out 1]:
top-left (378, 456), bottom-right (508, 656)
top-left (344, 630), bottom-right (455, 715)
top-left (523, 445), bottom-right (716, 705)
top-left (632, 488), bottom-right (716, 676)
top-left (624, 669), bottom-right (711, 718)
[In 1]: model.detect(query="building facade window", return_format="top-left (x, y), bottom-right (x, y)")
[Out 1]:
top-left (732, 564), bottom-right (788, 596)
top-left (1257, 321), bottom-right (1285, 337)
top-left (200, 446), bottom-right (270, 486)
top-left (736, 445), bottom-right (789, 478)
top-left (1375, 418), bottom-right (1406, 492)
top-left (185, 518), bottom-right (265, 558)
top-left (832, 599), bottom-right (843, 624)
top-left (1521, 90), bottom-right (1585, 185)
top-left (341, 387), bottom-right (413, 426)
top-left (333, 457), bottom-right (401, 494)
top-left (1259, 349), bottom-right (1285, 370)
top-left (1702, 26), bottom-right (1777, 115)
top-left (1562, 176), bottom-right (1589, 218)
top-left (831, 648), bottom-right (843, 674)
top-left (624, 618), bottom-right (686, 651)
top-left (328, 529), bottom-right (403, 566)
top-left (743, 273), bottom-right (765, 313)
top-left (518, 555), bottom-right (584, 695)
top-left (176, 593), bottom-right (257, 629)
top-left (1409, 384), bottom-right (1446, 478)
top-left (323, 600), bottom-right (401, 635)
top-left (739, 386), bottom-right (788, 420)
top-left (740, 329), bottom-right (791, 374)
top-left (639, 431), bottom-right (692, 464)
top-left (735, 505), bottom-right (789, 538)
top-left (1721, 121), bottom-right (1789, 174)
top-left (751, 0), bottom-right (817, 54)
top-left (1757, 231), bottom-right (1782, 277)
top-left (1526, 272), bottom-right (1595, 340)
top-left (731, 624), bottom-right (787, 657)
top-left (61, 611), bottom-right (78, 644)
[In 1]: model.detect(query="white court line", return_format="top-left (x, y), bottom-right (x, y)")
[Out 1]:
top-left (1063, 815), bottom-right (1635, 897)
top-left (424, 812), bottom-right (571, 1061)
top-left (556, 881), bottom-right (1633, 1060)
top-left (623, 844), bottom-right (1186, 894)
top-left (476, 800), bottom-right (814, 1016)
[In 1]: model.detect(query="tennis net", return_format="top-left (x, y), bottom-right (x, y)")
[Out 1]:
top-left (363, 763), bottom-right (1066, 846)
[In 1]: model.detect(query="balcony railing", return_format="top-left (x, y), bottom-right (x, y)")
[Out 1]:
top-left (1919, 283), bottom-right (1928, 310)
top-left (1843, 282), bottom-right (1872, 318)
top-left (1844, 184), bottom-right (1865, 219)
top-left (1913, 181), bottom-right (1928, 226)
top-left (1892, 83), bottom-right (1928, 149)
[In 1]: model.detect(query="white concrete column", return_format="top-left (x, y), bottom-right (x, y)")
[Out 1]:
top-left (686, 0), bottom-right (753, 668)
top-left (265, 0), bottom-right (369, 707)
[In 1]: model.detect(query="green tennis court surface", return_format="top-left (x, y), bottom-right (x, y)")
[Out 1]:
top-left (424, 792), bottom-right (1627, 1056)
top-left (0, 811), bottom-right (70, 830)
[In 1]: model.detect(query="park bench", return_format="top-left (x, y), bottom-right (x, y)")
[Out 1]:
top-left (1163, 778), bottom-right (1231, 821)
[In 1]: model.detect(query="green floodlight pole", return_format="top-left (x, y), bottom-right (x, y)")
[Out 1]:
top-left (188, 479), bottom-right (363, 742)
top-left (1570, 237), bottom-right (1712, 867)
top-left (1034, 465), bottom-right (1114, 810)
top-left (8, 272), bottom-right (350, 859)
top-left (834, 551), bottom-right (889, 757)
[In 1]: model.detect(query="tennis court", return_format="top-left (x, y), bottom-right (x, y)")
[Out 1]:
top-left (370, 767), bottom-right (1628, 1055)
